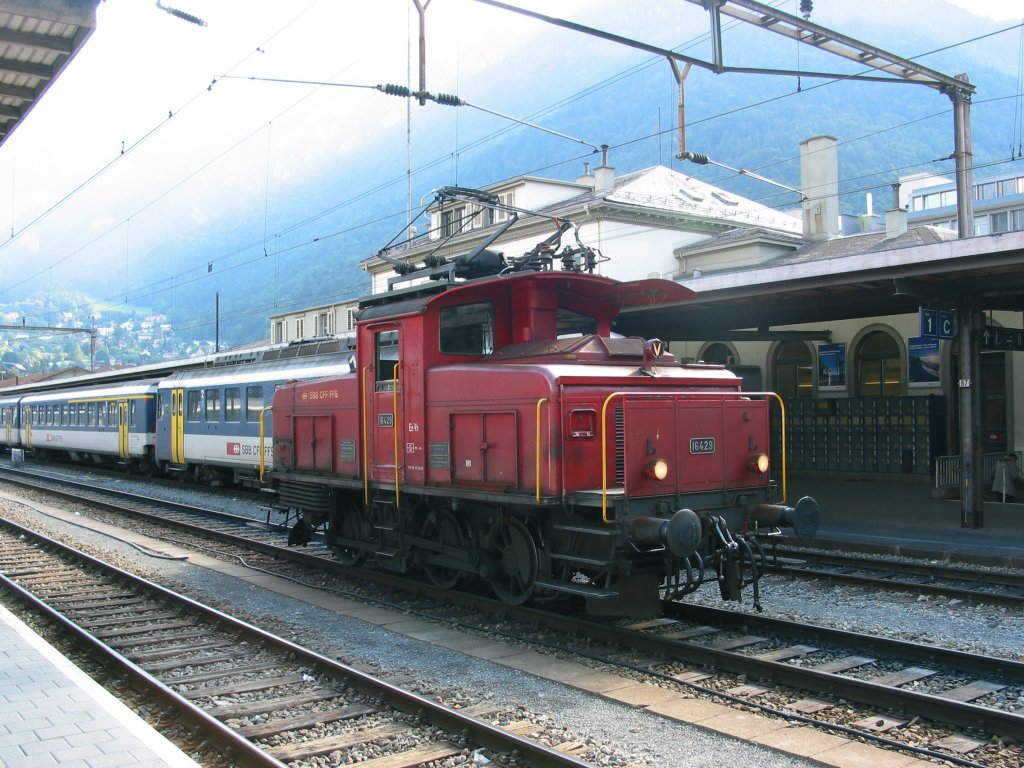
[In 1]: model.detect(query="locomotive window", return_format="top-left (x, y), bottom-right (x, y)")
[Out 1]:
top-left (187, 390), bottom-right (202, 422)
top-left (439, 302), bottom-right (493, 355)
top-left (225, 387), bottom-right (241, 422)
top-left (246, 385), bottom-right (264, 421)
top-left (205, 389), bottom-right (221, 421)
top-left (556, 308), bottom-right (596, 337)
top-left (375, 330), bottom-right (399, 390)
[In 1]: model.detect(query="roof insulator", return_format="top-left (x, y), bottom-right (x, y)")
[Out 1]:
top-left (799, 0), bottom-right (813, 19)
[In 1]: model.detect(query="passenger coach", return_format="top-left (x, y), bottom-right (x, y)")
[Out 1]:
top-left (155, 355), bottom-right (354, 486)
top-left (18, 381), bottom-right (158, 470)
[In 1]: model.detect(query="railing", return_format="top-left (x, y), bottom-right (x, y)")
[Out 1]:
top-left (934, 451), bottom-right (1022, 489)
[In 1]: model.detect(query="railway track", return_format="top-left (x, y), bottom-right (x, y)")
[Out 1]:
top-left (3, 465), bottom-right (1023, 765)
top-left (0, 514), bottom-right (595, 768)
top-left (765, 547), bottom-right (1024, 607)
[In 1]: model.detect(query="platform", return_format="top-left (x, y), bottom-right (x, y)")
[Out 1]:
top-left (784, 471), bottom-right (1024, 568)
top-left (0, 601), bottom-right (199, 768)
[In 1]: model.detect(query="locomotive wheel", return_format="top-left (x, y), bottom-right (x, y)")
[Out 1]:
top-left (489, 518), bottom-right (538, 605)
top-left (421, 509), bottom-right (466, 589)
top-left (328, 498), bottom-right (368, 566)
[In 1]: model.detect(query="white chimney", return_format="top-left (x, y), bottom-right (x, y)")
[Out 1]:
top-left (800, 135), bottom-right (840, 242)
top-left (594, 144), bottom-right (615, 192)
top-left (576, 161), bottom-right (595, 188)
top-left (885, 208), bottom-right (908, 239)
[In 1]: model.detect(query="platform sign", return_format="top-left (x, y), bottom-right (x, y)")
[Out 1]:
top-left (981, 325), bottom-right (1024, 351)
top-left (919, 308), bottom-right (956, 339)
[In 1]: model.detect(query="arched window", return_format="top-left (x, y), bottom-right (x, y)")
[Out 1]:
top-left (701, 343), bottom-right (733, 365)
top-left (772, 341), bottom-right (813, 399)
top-left (857, 331), bottom-right (902, 396)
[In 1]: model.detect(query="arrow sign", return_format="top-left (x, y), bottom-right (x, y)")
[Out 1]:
top-left (981, 325), bottom-right (1024, 351)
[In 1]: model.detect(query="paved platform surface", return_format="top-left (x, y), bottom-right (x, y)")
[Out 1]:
top-left (0, 601), bottom-right (199, 768)
top-left (785, 471), bottom-right (1024, 566)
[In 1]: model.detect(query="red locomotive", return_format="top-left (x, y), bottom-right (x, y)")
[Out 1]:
top-left (270, 190), bottom-right (818, 615)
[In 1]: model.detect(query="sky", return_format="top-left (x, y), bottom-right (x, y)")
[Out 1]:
top-left (0, 0), bottom-right (1021, 315)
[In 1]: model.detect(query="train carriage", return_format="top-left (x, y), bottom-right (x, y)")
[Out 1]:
top-left (18, 381), bottom-right (158, 470)
top-left (154, 355), bottom-right (354, 487)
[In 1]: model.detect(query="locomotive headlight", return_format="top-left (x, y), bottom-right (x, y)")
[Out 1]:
top-left (748, 452), bottom-right (770, 474)
top-left (645, 458), bottom-right (669, 481)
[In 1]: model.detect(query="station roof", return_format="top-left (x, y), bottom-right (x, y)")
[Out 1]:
top-left (0, 0), bottom-right (98, 149)
top-left (616, 229), bottom-right (1024, 341)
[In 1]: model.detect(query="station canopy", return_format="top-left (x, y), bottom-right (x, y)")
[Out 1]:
top-left (0, 0), bottom-right (98, 149)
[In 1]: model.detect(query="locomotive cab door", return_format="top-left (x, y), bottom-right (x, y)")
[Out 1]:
top-left (170, 388), bottom-right (185, 465)
top-left (117, 401), bottom-right (130, 459)
top-left (367, 327), bottom-right (401, 484)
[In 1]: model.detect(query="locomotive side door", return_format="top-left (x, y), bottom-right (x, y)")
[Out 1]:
top-left (170, 388), bottom-right (185, 465)
top-left (367, 327), bottom-right (401, 484)
top-left (117, 401), bottom-right (130, 459)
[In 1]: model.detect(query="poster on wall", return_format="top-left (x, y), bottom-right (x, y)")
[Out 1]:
top-left (908, 336), bottom-right (942, 388)
top-left (817, 342), bottom-right (847, 391)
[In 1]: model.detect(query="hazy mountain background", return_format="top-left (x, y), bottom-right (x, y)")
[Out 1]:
top-left (1, 0), bottom-right (1021, 371)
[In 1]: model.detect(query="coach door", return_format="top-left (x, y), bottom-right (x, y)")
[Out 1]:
top-left (117, 401), bottom-right (130, 459)
top-left (368, 328), bottom-right (400, 484)
top-left (23, 406), bottom-right (32, 450)
top-left (170, 388), bottom-right (185, 465)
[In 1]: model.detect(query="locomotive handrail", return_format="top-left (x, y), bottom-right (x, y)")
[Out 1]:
top-left (362, 366), bottom-right (370, 505)
top-left (393, 362), bottom-right (401, 509)
top-left (535, 398), bottom-right (548, 501)
top-left (258, 405), bottom-right (273, 483)
top-left (598, 390), bottom-right (787, 523)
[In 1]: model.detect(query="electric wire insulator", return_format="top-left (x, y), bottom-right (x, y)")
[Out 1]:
top-left (800, 0), bottom-right (813, 19)
top-left (380, 83), bottom-right (412, 97)
top-left (683, 151), bottom-right (710, 165)
top-left (433, 92), bottom-right (463, 106)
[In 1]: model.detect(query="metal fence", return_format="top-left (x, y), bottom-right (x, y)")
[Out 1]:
top-left (934, 451), bottom-right (1022, 489)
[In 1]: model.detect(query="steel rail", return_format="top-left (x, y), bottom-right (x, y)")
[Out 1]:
top-left (0, 515), bottom-right (594, 768)
top-left (6, 466), bottom-right (1023, 741)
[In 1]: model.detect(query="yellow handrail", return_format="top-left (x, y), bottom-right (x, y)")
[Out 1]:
top-left (393, 362), bottom-right (401, 509)
top-left (599, 390), bottom-right (787, 523)
top-left (362, 366), bottom-right (370, 505)
top-left (258, 405), bottom-right (273, 483)
top-left (535, 398), bottom-right (548, 501)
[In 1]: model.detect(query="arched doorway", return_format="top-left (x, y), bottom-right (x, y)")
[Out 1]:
top-left (856, 331), bottom-right (902, 397)
top-left (772, 341), bottom-right (814, 400)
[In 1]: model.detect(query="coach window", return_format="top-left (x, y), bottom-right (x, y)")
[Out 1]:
top-left (205, 389), bottom-right (221, 421)
top-left (857, 330), bottom-right (902, 397)
top-left (375, 329), bottom-right (399, 389)
top-left (129, 401), bottom-right (136, 427)
top-left (225, 387), bottom-right (241, 422)
top-left (108, 402), bottom-right (117, 425)
top-left (246, 385), bottom-right (264, 421)
top-left (78, 403), bottom-right (86, 425)
top-left (187, 390), bottom-right (202, 422)
top-left (86, 403), bottom-right (95, 427)
top-left (440, 303), bottom-right (493, 355)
